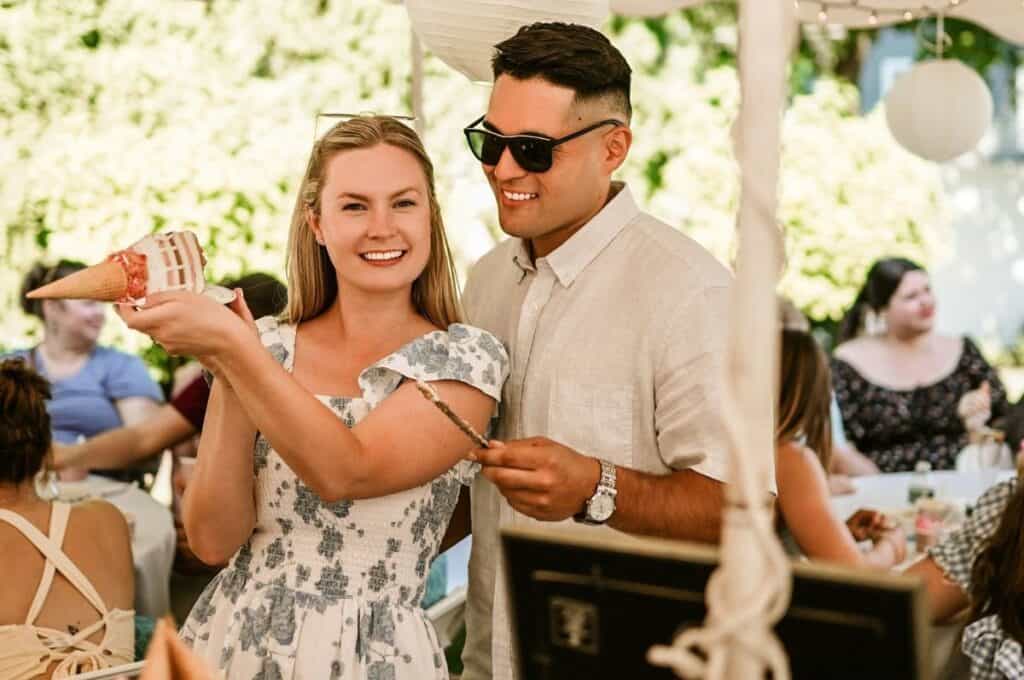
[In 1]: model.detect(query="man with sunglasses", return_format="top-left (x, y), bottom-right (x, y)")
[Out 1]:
top-left (460, 22), bottom-right (739, 680)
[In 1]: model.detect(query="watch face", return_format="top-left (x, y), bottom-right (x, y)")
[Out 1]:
top-left (589, 494), bottom-right (615, 522)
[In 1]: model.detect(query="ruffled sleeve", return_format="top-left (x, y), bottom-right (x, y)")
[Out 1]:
top-left (961, 614), bottom-right (1024, 679)
top-left (358, 323), bottom-right (510, 485)
top-left (928, 478), bottom-right (1017, 590)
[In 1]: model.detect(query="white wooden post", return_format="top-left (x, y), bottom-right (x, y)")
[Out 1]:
top-left (648, 1), bottom-right (796, 677)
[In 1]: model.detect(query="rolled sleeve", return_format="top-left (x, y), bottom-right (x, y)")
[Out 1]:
top-left (654, 284), bottom-right (731, 482)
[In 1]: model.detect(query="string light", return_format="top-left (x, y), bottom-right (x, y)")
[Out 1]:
top-left (792, 0), bottom-right (973, 25)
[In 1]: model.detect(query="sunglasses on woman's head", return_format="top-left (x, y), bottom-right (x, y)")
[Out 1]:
top-left (463, 116), bottom-right (624, 173)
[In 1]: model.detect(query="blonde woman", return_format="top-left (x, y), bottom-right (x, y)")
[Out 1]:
top-left (119, 116), bottom-right (509, 679)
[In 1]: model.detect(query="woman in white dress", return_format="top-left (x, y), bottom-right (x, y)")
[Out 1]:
top-left (120, 115), bottom-right (509, 679)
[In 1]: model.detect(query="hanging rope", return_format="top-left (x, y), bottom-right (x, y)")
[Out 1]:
top-left (647, 1), bottom-right (795, 677)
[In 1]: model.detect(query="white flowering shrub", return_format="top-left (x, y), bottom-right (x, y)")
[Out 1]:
top-left (1, 1), bottom-right (948, 380)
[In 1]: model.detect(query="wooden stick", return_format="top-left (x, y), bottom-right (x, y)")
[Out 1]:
top-left (414, 380), bottom-right (490, 449)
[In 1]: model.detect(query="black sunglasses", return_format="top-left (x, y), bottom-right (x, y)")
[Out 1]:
top-left (463, 116), bottom-right (623, 173)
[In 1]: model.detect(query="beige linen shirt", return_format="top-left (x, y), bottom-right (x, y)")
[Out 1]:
top-left (460, 183), bottom-right (735, 680)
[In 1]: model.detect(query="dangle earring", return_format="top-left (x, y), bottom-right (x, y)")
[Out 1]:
top-left (864, 308), bottom-right (888, 336)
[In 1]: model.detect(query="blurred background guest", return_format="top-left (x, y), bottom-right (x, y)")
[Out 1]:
top-left (49, 273), bottom-right (286, 477)
top-left (0, 358), bottom-right (135, 677)
top-left (8, 260), bottom-right (164, 485)
top-left (45, 271), bottom-right (288, 624)
top-left (776, 329), bottom-right (906, 568)
top-left (778, 297), bottom-right (863, 492)
top-left (832, 257), bottom-right (1008, 472)
top-left (908, 474), bottom-right (1024, 678)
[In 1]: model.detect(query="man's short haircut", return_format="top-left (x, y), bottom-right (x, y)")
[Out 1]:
top-left (492, 22), bottom-right (632, 121)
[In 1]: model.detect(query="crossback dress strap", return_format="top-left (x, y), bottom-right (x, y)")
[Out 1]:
top-left (24, 503), bottom-right (69, 625)
top-left (0, 504), bottom-right (109, 619)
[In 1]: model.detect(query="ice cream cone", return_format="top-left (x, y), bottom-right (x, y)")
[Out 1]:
top-left (25, 259), bottom-right (128, 302)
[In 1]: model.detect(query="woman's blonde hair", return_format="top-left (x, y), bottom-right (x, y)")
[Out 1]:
top-left (284, 115), bottom-right (462, 327)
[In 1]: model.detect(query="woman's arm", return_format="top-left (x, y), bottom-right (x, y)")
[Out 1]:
top-left (830, 441), bottom-right (880, 476)
top-left (114, 395), bottom-right (161, 427)
top-left (777, 441), bottom-right (900, 569)
top-left (54, 405), bottom-right (196, 471)
top-left (181, 380), bottom-right (259, 565)
top-left (120, 292), bottom-right (499, 502)
top-left (904, 555), bottom-right (969, 623)
top-left (213, 336), bottom-right (495, 501)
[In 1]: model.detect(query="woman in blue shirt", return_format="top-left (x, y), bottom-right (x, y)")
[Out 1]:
top-left (11, 260), bottom-right (163, 481)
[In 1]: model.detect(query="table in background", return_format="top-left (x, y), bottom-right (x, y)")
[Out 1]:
top-left (58, 475), bottom-right (176, 617)
top-left (831, 469), bottom-right (1015, 521)
top-left (829, 470), bottom-right (1015, 676)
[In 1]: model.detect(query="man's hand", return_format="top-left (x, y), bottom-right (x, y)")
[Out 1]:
top-left (472, 437), bottom-right (602, 522)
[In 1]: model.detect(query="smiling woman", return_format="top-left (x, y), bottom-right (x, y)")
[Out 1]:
top-left (115, 115), bottom-right (510, 680)
top-left (831, 257), bottom-right (1010, 472)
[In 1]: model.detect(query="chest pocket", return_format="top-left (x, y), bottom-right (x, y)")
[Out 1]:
top-left (547, 380), bottom-right (633, 468)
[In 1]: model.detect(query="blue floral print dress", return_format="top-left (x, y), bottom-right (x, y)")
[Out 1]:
top-left (179, 317), bottom-right (509, 680)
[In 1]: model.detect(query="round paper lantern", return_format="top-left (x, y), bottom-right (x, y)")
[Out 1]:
top-left (884, 59), bottom-right (993, 163)
top-left (609, 0), bottom-right (700, 17)
top-left (405, 0), bottom-right (610, 83)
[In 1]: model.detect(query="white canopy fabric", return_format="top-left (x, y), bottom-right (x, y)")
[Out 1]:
top-left (610, 0), bottom-right (1024, 46)
top-left (794, 0), bottom-right (1024, 46)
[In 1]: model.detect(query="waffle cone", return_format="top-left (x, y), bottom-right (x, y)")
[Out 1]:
top-left (25, 259), bottom-right (128, 302)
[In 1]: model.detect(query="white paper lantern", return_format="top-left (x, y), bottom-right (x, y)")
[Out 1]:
top-left (405, 0), bottom-right (610, 83)
top-left (884, 59), bottom-right (993, 163)
top-left (609, 0), bottom-right (701, 17)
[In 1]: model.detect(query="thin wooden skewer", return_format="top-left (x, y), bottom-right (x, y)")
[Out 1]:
top-left (414, 380), bottom-right (490, 449)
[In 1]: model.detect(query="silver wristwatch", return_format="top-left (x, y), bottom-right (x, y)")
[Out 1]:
top-left (574, 459), bottom-right (617, 525)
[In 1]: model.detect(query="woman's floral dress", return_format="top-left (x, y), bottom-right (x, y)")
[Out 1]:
top-left (180, 317), bottom-right (509, 679)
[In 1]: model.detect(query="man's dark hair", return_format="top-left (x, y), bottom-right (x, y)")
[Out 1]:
top-left (0, 359), bottom-right (52, 485)
top-left (492, 22), bottom-right (632, 120)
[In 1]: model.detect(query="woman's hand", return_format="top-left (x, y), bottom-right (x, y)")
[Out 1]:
top-left (873, 525), bottom-right (907, 565)
top-left (116, 290), bottom-right (249, 359)
top-left (226, 288), bottom-right (259, 336)
top-left (845, 508), bottom-right (890, 541)
top-left (828, 473), bottom-right (855, 496)
top-left (50, 442), bottom-right (73, 470)
top-left (958, 381), bottom-right (992, 432)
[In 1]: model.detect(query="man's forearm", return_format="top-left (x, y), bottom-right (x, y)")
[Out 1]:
top-left (607, 467), bottom-right (724, 543)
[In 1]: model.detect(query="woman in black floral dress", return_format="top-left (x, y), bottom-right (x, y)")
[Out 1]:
top-left (832, 258), bottom-right (1008, 472)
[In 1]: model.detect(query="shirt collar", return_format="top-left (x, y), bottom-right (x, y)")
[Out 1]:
top-left (509, 182), bottom-right (639, 287)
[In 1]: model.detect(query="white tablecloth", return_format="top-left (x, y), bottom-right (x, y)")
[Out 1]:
top-left (58, 475), bottom-right (176, 617)
top-left (830, 469), bottom-right (1015, 521)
